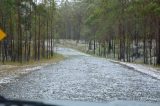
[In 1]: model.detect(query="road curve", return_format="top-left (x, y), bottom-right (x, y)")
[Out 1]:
top-left (1, 48), bottom-right (160, 103)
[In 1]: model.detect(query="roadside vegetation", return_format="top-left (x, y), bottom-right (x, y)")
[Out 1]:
top-left (1, 0), bottom-right (160, 66)
top-left (0, 0), bottom-right (56, 63)
top-left (56, 0), bottom-right (160, 66)
top-left (2, 53), bottom-right (64, 66)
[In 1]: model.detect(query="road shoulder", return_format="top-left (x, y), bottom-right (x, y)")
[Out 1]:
top-left (0, 53), bottom-right (64, 88)
top-left (108, 59), bottom-right (160, 80)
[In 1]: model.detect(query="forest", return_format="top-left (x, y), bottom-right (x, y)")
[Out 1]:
top-left (0, 0), bottom-right (56, 63)
top-left (56, 0), bottom-right (160, 65)
top-left (0, 0), bottom-right (160, 65)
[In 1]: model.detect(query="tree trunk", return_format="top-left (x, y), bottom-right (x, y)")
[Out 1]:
top-left (157, 18), bottom-right (160, 64)
top-left (38, 14), bottom-right (41, 60)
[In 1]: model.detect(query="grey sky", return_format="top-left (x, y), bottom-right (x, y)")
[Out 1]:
top-left (36, 0), bottom-right (73, 5)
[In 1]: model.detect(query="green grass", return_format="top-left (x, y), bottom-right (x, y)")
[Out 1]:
top-left (0, 53), bottom-right (64, 66)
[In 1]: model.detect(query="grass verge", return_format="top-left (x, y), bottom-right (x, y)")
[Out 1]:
top-left (0, 53), bottom-right (64, 66)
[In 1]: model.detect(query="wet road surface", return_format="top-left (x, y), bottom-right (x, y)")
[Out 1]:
top-left (1, 48), bottom-right (160, 103)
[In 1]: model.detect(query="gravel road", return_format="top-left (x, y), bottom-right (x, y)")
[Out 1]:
top-left (1, 48), bottom-right (160, 103)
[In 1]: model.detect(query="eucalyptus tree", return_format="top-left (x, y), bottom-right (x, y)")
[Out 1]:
top-left (0, 0), bottom-right (56, 63)
top-left (56, 0), bottom-right (160, 65)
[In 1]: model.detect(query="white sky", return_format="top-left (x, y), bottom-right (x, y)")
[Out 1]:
top-left (37, 0), bottom-right (73, 4)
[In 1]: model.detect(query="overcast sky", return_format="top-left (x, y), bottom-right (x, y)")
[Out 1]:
top-left (37, 0), bottom-right (72, 4)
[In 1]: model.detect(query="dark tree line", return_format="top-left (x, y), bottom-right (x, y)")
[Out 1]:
top-left (0, 0), bottom-right (56, 63)
top-left (56, 0), bottom-right (160, 65)
top-left (2, 0), bottom-right (159, 65)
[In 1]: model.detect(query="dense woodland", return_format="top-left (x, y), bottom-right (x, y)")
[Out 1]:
top-left (0, 0), bottom-right (160, 65)
top-left (56, 0), bottom-right (160, 65)
top-left (0, 0), bottom-right (56, 63)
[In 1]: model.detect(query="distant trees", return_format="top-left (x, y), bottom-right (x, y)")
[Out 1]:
top-left (56, 0), bottom-right (160, 65)
top-left (1, 0), bottom-right (160, 65)
top-left (0, 0), bottom-right (56, 63)
top-left (55, 0), bottom-right (84, 42)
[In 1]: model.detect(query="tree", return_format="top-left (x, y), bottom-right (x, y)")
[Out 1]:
top-left (0, 0), bottom-right (56, 63)
top-left (56, 0), bottom-right (160, 65)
